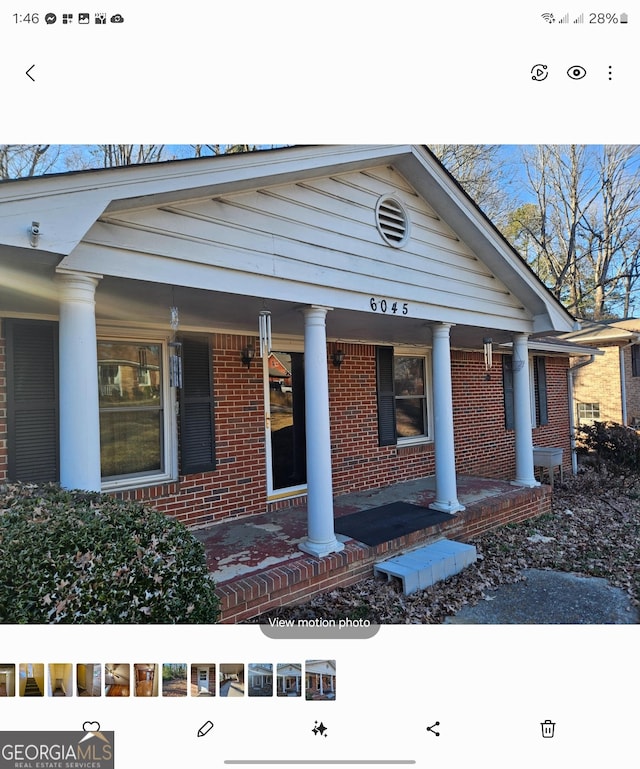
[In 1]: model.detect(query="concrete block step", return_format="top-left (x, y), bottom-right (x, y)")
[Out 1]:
top-left (373, 539), bottom-right (477, 595)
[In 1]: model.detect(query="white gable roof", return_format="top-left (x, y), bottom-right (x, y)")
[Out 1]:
top-left (0, 145), bottom-right (576, 338)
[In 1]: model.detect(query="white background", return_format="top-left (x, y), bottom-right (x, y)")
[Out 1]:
top-left (2, 2), bottom-right (638, 142)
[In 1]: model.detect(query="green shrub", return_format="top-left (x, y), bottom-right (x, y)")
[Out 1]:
top-left (577, 421), bottom-right (640, 479)
top-left (0, 483), bottom-right (220, 624)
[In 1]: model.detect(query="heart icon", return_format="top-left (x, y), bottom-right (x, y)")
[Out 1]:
top-left (82, 721), bottom-right (101, 733)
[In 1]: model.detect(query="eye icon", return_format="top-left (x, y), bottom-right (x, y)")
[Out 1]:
top-left (567, 65), bottom-right (587, 80)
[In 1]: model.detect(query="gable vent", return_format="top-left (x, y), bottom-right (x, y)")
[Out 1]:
top-left (375, 195), bottom-right (410, 247)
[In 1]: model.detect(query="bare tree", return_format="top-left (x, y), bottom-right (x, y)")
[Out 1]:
top-left (503, 145), bottom-right (640, 318)
top-left (581, 145), bottom-right (640, 318)
top-left (2, 144), bottom-right (280, 179)
top-left (94, 145), bottom-right (166, 167)
top-left (190, 144), bottom-right (259, 157)
top-left (0, 144), bottom-right (60, 179)
top-left (429, 144), bottom-right (513, 224)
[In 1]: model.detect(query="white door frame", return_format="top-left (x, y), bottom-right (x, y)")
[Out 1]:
top-left (197, 667), bottom-right (209, 693)
top-left (263, 351), bottom-right (307, 501)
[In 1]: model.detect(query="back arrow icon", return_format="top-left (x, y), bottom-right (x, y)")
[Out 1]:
top-left (26, 65), bottom-right (35, 81)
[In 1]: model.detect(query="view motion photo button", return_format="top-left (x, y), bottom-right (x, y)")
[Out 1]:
top-left (260, 618), bottom-right (380, 639)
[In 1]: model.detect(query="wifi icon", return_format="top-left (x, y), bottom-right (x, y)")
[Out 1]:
top-left (541, 12), bottom-right (555, 22)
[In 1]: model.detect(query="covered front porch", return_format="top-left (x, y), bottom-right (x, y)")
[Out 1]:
top-left (195, 474), bottom-right (552, 623)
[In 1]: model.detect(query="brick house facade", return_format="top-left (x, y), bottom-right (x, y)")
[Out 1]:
top-left (0, 145), bottom-right (583, 558)
top-left (0, 324), bottom-right (572, 528)
top-left (564, 320), bottom-right (640, 428)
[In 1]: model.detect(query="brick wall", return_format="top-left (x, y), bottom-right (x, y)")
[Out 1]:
top-left (532, 354), bottom-right (572, 467)
top-left (0, 328), bottom-right (573, 527)
top-left (328, 342), bottom-right (435, 495)
top-left (622, 345), bottom-right (640, 425)
top-left (115, 333), bottom-right (268, 528)
top-left (452, 351), bottom-right (514, 478)
top-left (572, 344), bottom-right (622, 424)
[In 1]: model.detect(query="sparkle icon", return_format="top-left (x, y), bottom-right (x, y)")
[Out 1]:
top-left (312, 721), bottom-right (328, 737)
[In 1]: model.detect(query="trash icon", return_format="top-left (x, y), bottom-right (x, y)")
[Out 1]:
top-left (541, 720), bottom-right (555, 738)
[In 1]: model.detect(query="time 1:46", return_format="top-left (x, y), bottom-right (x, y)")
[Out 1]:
top-left (13, 13), bottom-right (40, 22)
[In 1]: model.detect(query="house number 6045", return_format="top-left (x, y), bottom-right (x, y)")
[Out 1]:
top-left (369, 297), bottom-right (408, 315)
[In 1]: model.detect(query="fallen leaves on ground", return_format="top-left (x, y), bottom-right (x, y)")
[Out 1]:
top-left (250, 471), bottom-right (640, 624)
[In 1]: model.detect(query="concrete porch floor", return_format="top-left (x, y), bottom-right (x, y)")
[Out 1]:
top-left (194, 475), bottom-right (551, 621)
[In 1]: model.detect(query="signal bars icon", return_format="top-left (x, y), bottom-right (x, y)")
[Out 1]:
top-left (558, 12), bottom-right (570, 22)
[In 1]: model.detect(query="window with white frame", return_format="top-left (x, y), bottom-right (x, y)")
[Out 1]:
top-left (375, 347), bottom-right (432, 446)
top-left (577, 402), bottom-right (601, 422)
top-left (98, 339), bottom-right (169, 483)
top-left (394, 354), bottom-right (430, 440)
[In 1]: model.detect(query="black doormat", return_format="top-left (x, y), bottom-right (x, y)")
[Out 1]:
top-left (334, 502), bottom-right (453, 547)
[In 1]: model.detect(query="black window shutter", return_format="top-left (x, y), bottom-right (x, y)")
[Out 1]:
top-left (535, 356), bottom-right (549, 426)
top-left (502, 354), bottom-right (514, 430)
top-left (179, 335), bottom-right (216, 474)
top-left (632, 346), bottom-right (640, 377)
top-left (376, 346), bottom-right (397, 446)
top-left (5, 319), bottom-right (59, 482)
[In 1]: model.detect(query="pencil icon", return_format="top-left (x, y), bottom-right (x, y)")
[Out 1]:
top-left (197, 720), bottom-right (214, 738)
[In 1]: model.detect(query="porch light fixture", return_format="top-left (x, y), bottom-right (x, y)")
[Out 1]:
top-left (259, 310), bottom-right (272, 357)
top-left (241, 344), bottom-right (255, 369)
top-left (332, 349), bottom-right (345, 369)
top-left (483, 337), bottom-right (493, 371)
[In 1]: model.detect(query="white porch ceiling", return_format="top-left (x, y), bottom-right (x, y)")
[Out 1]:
top-left (94, 276), bottom-right (519, 350)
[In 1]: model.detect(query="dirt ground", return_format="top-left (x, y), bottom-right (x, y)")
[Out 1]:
top-left (162, 678), bottom-right (188, 697)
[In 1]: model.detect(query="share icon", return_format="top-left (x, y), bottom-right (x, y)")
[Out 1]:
top-left (426, 721), bottom-right (440, 737)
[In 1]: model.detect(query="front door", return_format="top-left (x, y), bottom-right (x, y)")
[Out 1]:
top-left (197, 667), bottom-right (209, 693)
top-left (265, 352), bottom-right (306, 496)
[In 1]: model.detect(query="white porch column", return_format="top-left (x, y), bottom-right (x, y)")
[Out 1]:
top-left (299, 306), bottom-right (345, 557)
top-left (430, 323), bottom-right (465, 514)
top-left (511, 332), bottom-right (539, 487)
top-left (57, 271), bottom-right (102, 491)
